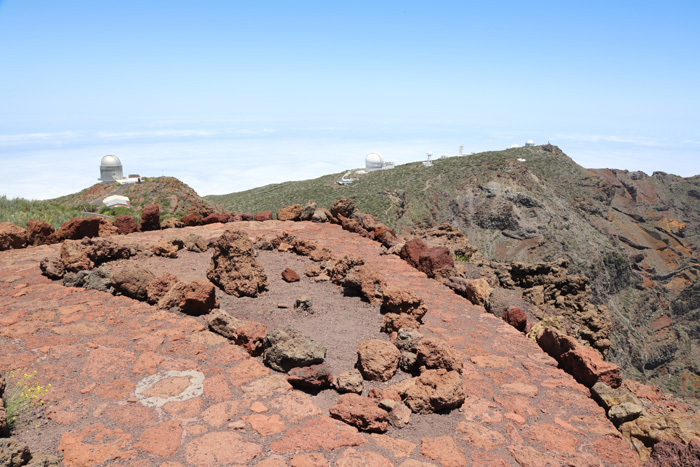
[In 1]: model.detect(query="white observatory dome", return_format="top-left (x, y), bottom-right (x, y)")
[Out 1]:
top-left (365, 152), bottom-right (384, 171)
top-left (510, 144), bottom-right (519, 148)
top-left (525, 139), bottom-right (535, 147)
top-left (99, 155), bottom-right (124, 184)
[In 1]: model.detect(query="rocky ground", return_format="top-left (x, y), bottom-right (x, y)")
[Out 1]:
top-left (0, 220), bottom-right (643, 466)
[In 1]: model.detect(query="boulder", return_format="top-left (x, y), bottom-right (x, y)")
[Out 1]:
top-left (621, 413), bottom-right (700, 463)
top-left (311, 209), bottom-right (328, 223)
top-left (206, 308), bottom-right (245, 340)
top-left (287, 364), bottom-right (333, 390)
top-left (502, 307), bottom-right (527, 331)
top-left (388, 403), bottom-right (412, 428)
top-left (82, 237), bottom-right (131, 265)
top-left (62, 271), bottom-right (88, 288)
top-left (26, 219), bottom-right (55, 246)
top-left (207, 228), bottom-right (268, 297)
top-left (39, 257), bottom-right (65, 280)
top-left (180, 213), bottom-right (203, 227)
top-left (232, 321), bottom-right (268, 356)
top-left (399, 351), bottom-right (418, 373)
top-left (161, 217), bottom-right (184, 229)
top-left (60, 240), bottom-right (93, 272)
top-left (276, 204), bottom-right (303, 221)
top-left (381, 313), bottom-right (421, 333)
top-left (394, 328), bottom-right (424, 353)
top-left (294, 296), bottom-right (313, 313)
top-left (55, 217), bottom-right (101, 241)
top-left (645, 439), bottom-right (700, 467)
top-left (239, 213), bottom-right (253, 221)
top-left (329, 394), bottom-right (389, 433)
top-left (399, 238), bottom-right (427, 269)
top-left (184, 233), bottom-right (208, 252)
top-left (254, 210), bottom-right (273, 222)
top-left (139, 204), bottom-right (160, 231)
top-left (333, 369), bottom-right (364, 394)
top-left (111, 264), bottom-right (155, 300)
top-left (485, 287), bottom-right (534, 319)
top-left (464, 278), bottom-right (493, 305)
top-left (113, 215), bottom-right (138, 235)
top-left (146, 273), bottom-right (180, 305)
top-left (417, 246), bottom-right (454, 279)
top-left (263, 327), bottom-right (326, 372)
top-left (608, 402), bottom-right (644, 425)
top-left (342, 264), bottom-right (386, 305)
top-left (374, 226), bottom-right (400, 248)
top-left (151, 239), bottom-right (179, 258)
top-left (179, 280), bottom-right (218, 315)
top-left (299, 201), bottom-right (317, 221)
top-left (415, 338), bottom-right (461, 372)
top-left (330, 198), bottom-right (356, 219)
top-left (381, 287), bottom-right (428, 320)
top-left (98, 218), bottom-right (119, 237)
top-left (591, 382), bottom-right (643, 411)
top-left (0, 438), bottom-right (31, 466)
top-left (559, 346), bottom-right (622, 389)
top-left (282, 268), bottom-right (300, 283)
top-left (399, 369), bottom-right (465, 414)
top-left (202, 213), bottom-right (229, 225)
top-left (84, 267), bottom-right (114, 293)
top-left (356, 340), bottom-right (400, 382)
top-left (0, 222), bottom-right (28, 250)
top-left (537, 326), bottom-right (579, 360)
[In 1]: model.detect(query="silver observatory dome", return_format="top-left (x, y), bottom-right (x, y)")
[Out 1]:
top-left (99, 155), bottom-right (124, 183)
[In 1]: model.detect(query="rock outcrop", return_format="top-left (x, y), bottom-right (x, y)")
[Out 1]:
top-left (207, 228), bottom-right (268, 297)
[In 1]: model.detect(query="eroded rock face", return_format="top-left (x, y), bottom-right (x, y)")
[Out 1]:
top-left (26, 219), bottom-right (55, 246)
top-left (645, 439), bottom-right (700, 467)
top-left (620, 413), bottom-right (700, 463)
top-left (356, 340), bottom-right (400, 382)
top-left (399, 369), bottom-right (465, 414)
top-left (111, 264), bottom-right (155, 300)
top-left (140, 204), bottom-right (161, 231)
top-left (329, 394), bottom-right (389, 433)
top-left (0, 222), bottom-right (28, 251)
top-left (263, 327), bottom-right (326, 372)
top-left (207, 228), bottom-right (268, 297)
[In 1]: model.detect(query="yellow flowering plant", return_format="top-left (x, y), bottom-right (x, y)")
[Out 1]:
top-left (3, 369), bottom-right (51, 432)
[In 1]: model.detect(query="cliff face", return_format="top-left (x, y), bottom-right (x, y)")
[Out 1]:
top-left (397, 147), bottom-right (700, 401)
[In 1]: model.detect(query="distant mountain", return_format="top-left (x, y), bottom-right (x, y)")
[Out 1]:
top-left (208, 145), bottom-right (700, 400)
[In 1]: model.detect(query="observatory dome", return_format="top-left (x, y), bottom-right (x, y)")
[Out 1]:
top-left (365, 152), bottom-right (384, 171)
top-left (525, 139), bottom-right (535, 147)
top-left (99, 155), bottom-right (124, 184)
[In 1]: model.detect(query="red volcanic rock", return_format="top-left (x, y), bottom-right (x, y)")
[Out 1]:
top-left (537, 327), bottom-right (579, 359)
top-left (342, 264), bottom-right (386, 305)
top-left (330, 199), bottom-right (356, 219)
top-left (40, 257), bottom-right (65, 279)
top-left (180, 280), bottom-right (218, 315)
top-left (560, 346), bottom-right (622, 389)
top-left (139, 204), bottom-right (160, 231)
top-left (381, 287), bottom-right (428, 320)
top-left (233, 321), bottom-right (268, 356)
top-left (0, 222), bottom-right (28, 250)
top-left (415, 337), bottom-right (461, 372)
top-left (111, 264), bottom-right (155, 300)
top-left (417, 246), bottom-right (454, 279)
top-left (277, 204), bottom-right (303, 221)
top-left (400, 369), bottom-right (465, 414)
top-left (55, 217), bottom-right (101, 241)
top-left (338, 214), bottom-right (371, 238)
top-left (381, 313), bottom-right (421, 333)
top-left (146, 273), bottom-right (180, 305)
top-left (202, 213), bottom-right (229, 225)
top-left (399, 238), bottom-right (428, 268)
top-left (161, 217), bottom-right (183, 229)
top-left (329, 393), bottom-right (389, 433)
top-left (180, 213), bottom-right (203, 227)
top-left (240, 213), bottom-right (253, 221)
top-left (26, 219), bottom-right (55, 246)
top-left (287, 364), bottom-right (333, 390)
top-left (97, 218), bottom-right (119, 237)
top-left (281, 268), bottom-right (300, 283)
top-left (645, 439), bottom-right (700, 467)
top-left (254, 211), bottom-right (273, 222)
top-left (60, 240), bottom-right (93, 272)
top-left (374, 226), bottom-right (399, 248)
top-left (503, 307), bottom-right (527, 331)
top-left (357, 340), bottom-right (400, 382)
top-left (207, 228), bottom-right (268, 297)
top-left (113, 215), bottom-right (138, 235)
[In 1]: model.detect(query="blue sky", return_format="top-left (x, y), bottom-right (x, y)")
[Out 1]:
top-left (1, 1), bottom-right (698, 199)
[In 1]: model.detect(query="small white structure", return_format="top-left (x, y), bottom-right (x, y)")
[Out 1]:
top-left (423, 152), bottom-right (433, 167)
top-left (510, 144), bottom-right (519, 148)
top-left (102, 194), bottom-right (130, 208)
top-left (365, 152), bottom-right (394, 172)
top-left (525, 139), bottom-right (535, 147)
top-left (337, 171), bottom-right (359, 185)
